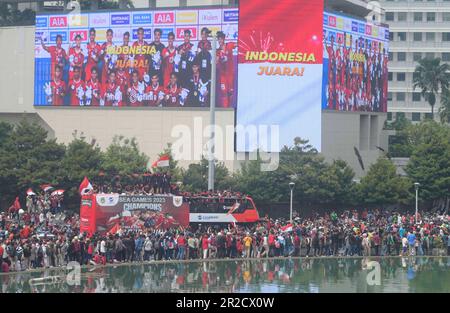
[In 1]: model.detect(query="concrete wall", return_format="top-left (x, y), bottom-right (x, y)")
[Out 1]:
top-left (0, 26), bottom-right (387, 177)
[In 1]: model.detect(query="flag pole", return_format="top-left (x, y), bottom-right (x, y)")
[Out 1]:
top-left (208, 33), bottom-right (217, 192)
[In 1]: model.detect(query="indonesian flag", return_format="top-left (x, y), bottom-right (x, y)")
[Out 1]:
top-left (26, 188), bottom-right (36, 196)
top-left (51, 189), bottom-right (65, 196)
top-left (40, 184), bottom-right (54, 192)
top-left (109, 223), bottom-right (121, 235)
top-left (152, 154), bottom-right (170, 168)
top-left (226, 202), bottom-right (241, 216)
top-left (281, 224), bottom-right (293, 232)
top-left (79, 177), bottom-right (93, 195)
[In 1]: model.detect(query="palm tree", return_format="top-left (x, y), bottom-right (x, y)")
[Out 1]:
top-left (439, 90), bottom-right (450, 124)
top-left (413, 58), bottom-right (450, 119)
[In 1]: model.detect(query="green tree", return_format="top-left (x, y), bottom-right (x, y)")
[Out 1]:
top-left (0, 119), bottom-right (66, 204)
top-left (101, 135), bottom-right (148, 183)
top-left (182, 157), bottom-right (232, 192)
top-left (60, 133), bottom-right (104, 205)
top-left (405, 121), bottom-right (450, 204)
top-left (359, 158), bottom-right (412, 206)
top-left (439, 90), bottom-right (450, 124)
top-left (413, 58), bottom-right (450, 118)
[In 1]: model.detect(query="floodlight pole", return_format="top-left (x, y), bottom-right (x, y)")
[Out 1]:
top-left (208, 35), bottom-right (217, 191)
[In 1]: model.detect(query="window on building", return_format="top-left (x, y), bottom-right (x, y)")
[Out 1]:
top-left (413, 93), bottom-right (422, 101)
top-left (389, 52), bottom-right (394, 61)
top-left (388, 72), bottom-right (393, 81)
top-left (387, 112), bottom-right (393, 121)
top-left (443, 12), bottom-right (450, 22)
top-left (397, 32), bottom-right (407, 41)
top-left (425, 113), bottom-right (434, 120)
top-left (442, 52), bottom-right (450, 62)
top-left (414, 12), bottom-right (423, 22)
top-left (397, 73), bottom-right (406, 81)
top-left (398, 12), bottom-right (407, 21)
top-left (397, 52), bottom-right (406, 61)
top-left (413, 32), bottom-right (423, 41)
top-left (425, 52), bottom-right (435, 59)
top-left (397, 93), bottom-right (406, 101)
top-left (427, 12), bottom-right (436, 22)
top-left (426, 32), bottom-right (435, 41)
top-left (443, 33), bottom-right (450, 41)
top-left (386, 12), bottom-right (394, 21)
top-left (412, 112), bottom-right (421, 121)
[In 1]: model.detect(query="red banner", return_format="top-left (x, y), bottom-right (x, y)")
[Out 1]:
top-left (80, 194), bottom-right (189, 235)
top-left (80, 194), bottom-right (96, 236)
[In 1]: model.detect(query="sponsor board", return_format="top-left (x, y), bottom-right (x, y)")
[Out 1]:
top-left (154, 12), bottom-right (175, 24)
top-left (49, 16), bottom-right (68, 28)
top-left (176, 10), bottom-right (198, 25)
top-left (199, 9), bottom-right (222, 25)
top-left (133, 12), bottom-right (152, 25)
top-left (89, 13), bottom-right (109, 28)
top-left (111, 13), bottom-right (130, 25)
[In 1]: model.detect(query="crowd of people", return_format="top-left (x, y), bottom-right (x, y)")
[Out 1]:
top-left (41, 26), bottom-right (236, 108)
top-left (1, 202), bottom-right (450, 273)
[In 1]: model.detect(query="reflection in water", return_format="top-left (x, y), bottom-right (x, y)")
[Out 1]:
top-left (1, 257), bottom-right (450, 293)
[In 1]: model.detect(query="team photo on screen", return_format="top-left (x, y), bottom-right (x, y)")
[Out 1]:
top-left (322, 13), bottom-right (390, 113)
top-left (34, 9), bottom-right (238, 108)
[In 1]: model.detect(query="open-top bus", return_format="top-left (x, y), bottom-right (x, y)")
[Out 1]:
top-left (186, 196), bottom-right (260, 223)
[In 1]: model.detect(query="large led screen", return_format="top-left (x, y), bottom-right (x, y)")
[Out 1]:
top-left (322, 12), bottom-right (390, 112)
top-left (34, 9), bottom-right (238, 108)
top-left (235, 0), bottom-right (324, 153)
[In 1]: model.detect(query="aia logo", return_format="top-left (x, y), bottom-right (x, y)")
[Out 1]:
top-left (154, 12), bottom-right (174, 24)
top-left (50, 16), bottom-right (67, 28)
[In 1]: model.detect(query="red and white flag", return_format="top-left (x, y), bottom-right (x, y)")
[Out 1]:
top-left (26, 188), bottom-right (36, 196)
top-left (281, 224), bottom-right (293, 232)
top-left (79, 177), bottom-right (93, 195)
top-left (51, 189), bottom-right (65, 196)
top-left (40, 184), bottom-right (53, 192)
top-left (152, 154), bottom-right (170, 168)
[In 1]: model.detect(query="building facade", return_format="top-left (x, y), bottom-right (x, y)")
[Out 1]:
top-left (381, 0), bottom-right (450, 122)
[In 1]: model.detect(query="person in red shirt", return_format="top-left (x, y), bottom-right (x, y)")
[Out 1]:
top-left (176, 233), bottom-right (186, 260)
top-left (144, 74), bottom-right (165, 107)
top-left (119, 31), bottom-right (131, 70)
top-left (41, 34), bottom-right (67, 81)
top-left (100, 29), bottom-right (115, 83)
top-left (44, 65), bottom-right (66, 106)
top-left (127, 70), bottom-right (144, 107)
top-left (202, 234), bottom-right (209, 259)
top-left (85, 67), bottom-right (101, 106)
top-left (68, 34), bottom-right (85, 81)
top-left (164, 73), bottom-right (186, 107)
top-left (216, 31), bottom-right (236, 108)
top-left (162, 32), bottom-right (177, 88)
top-left (115, 66), bottom-right (130, 97)
top-left (133, 27), bottom-right (150, 80)
top-left (197, 27), bottom-right (212, 53)
top-left (68, 66), bottom-right (85, 106)
top-left (101, 70), bottom-right (122, 107)
top-left (85, 28), bottom-right (102, 82)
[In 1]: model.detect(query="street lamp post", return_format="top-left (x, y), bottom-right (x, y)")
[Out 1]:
top-left (207, 33), bottom-right (217, 192)
top-left (289, 182), bottom-right (295, 224)
top-left (414, 182), bottom-right (420, 224)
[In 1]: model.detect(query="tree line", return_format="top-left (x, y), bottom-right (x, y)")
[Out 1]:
top-left (1, 118), bottom-right (449, 211)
